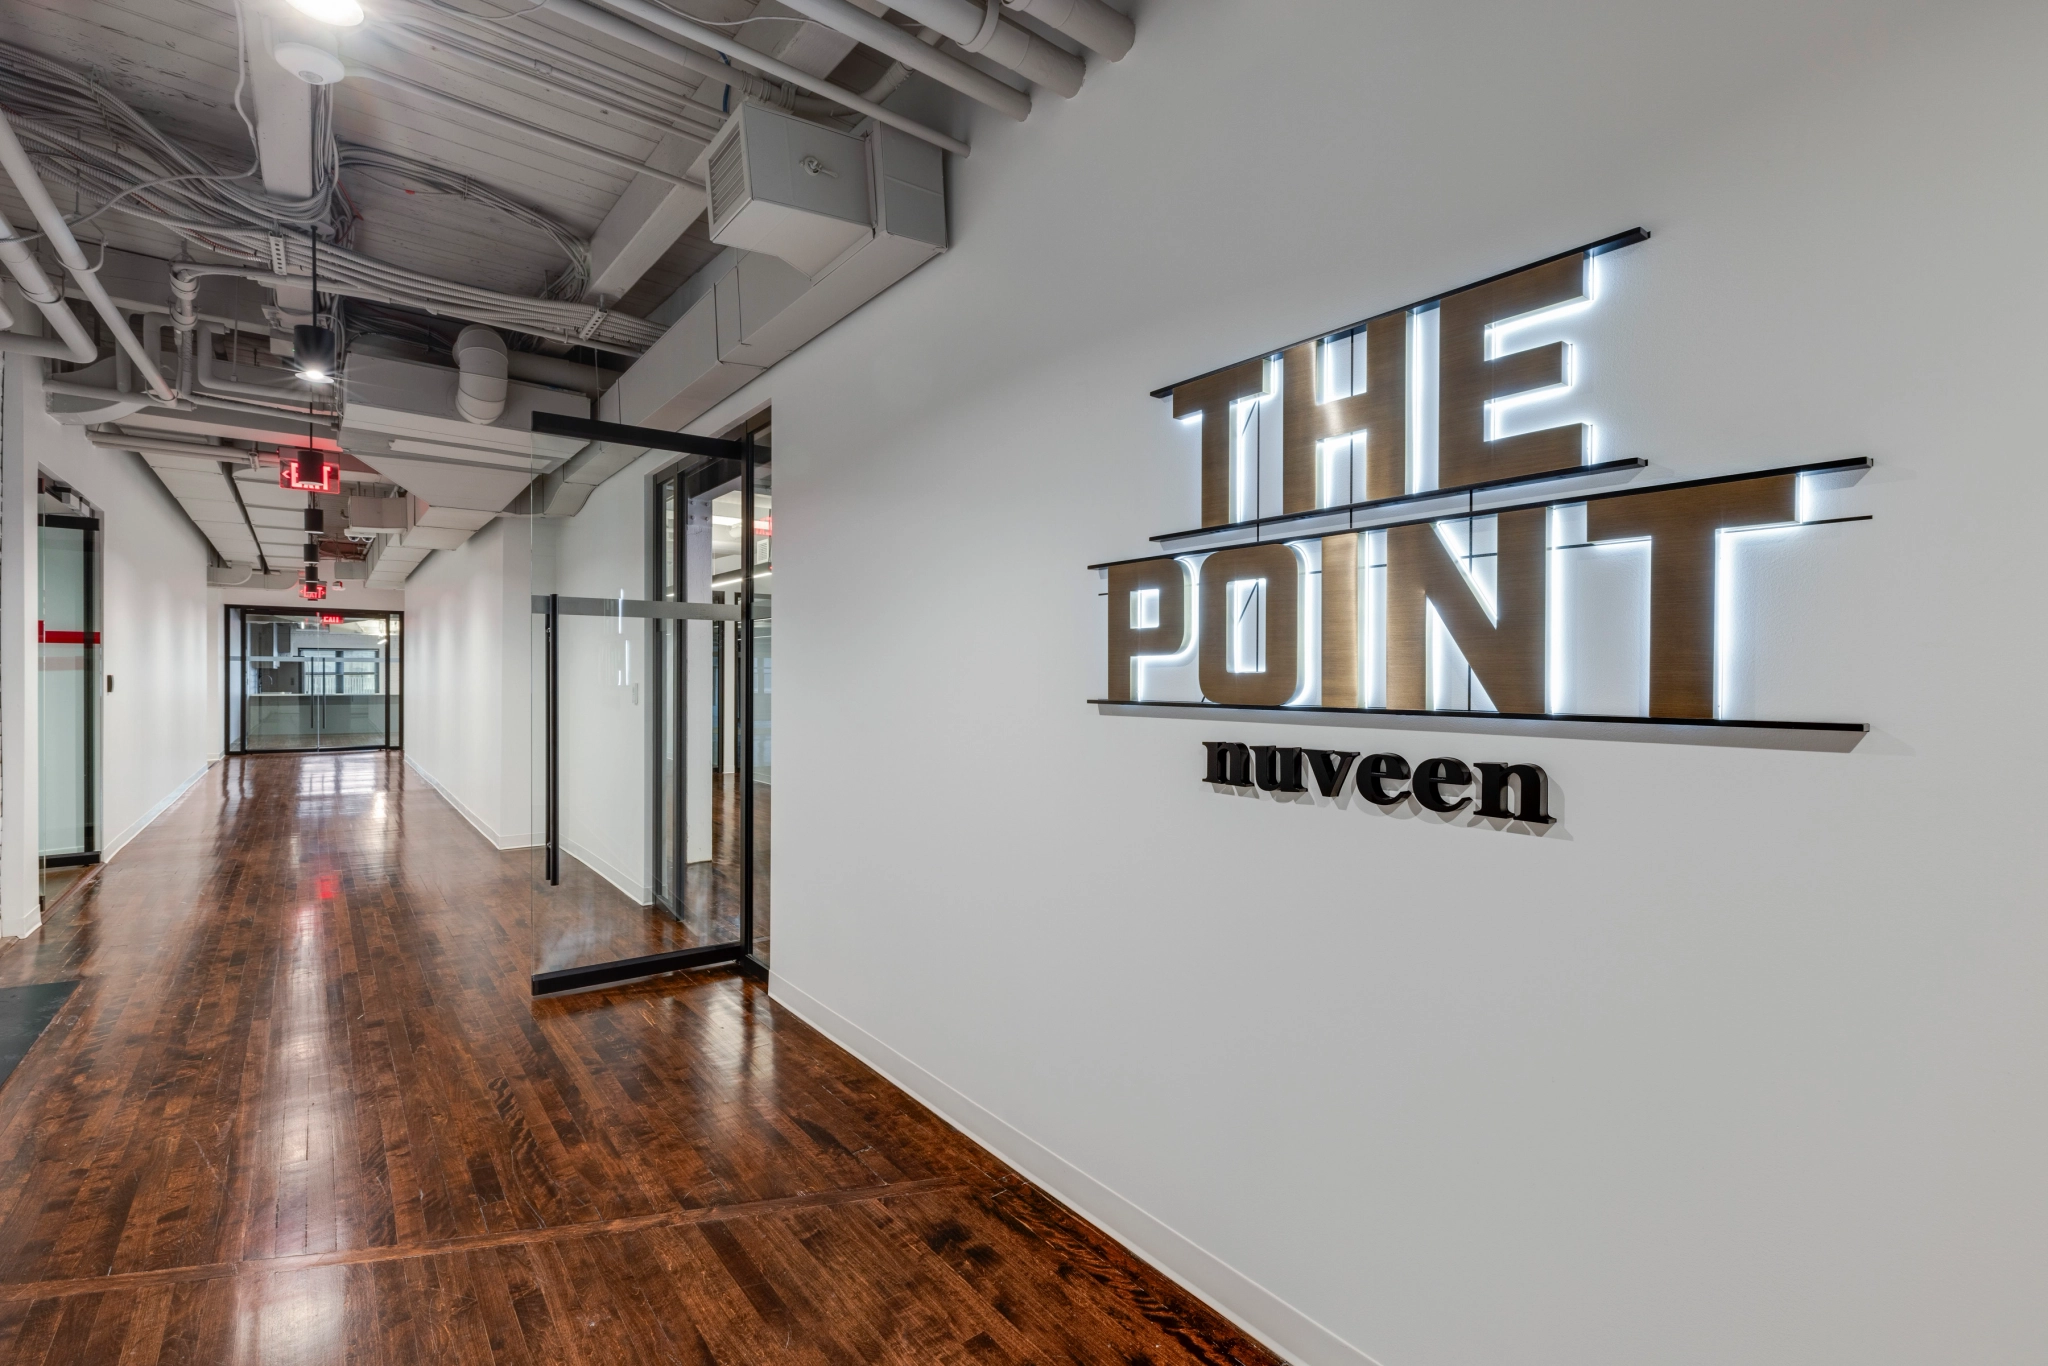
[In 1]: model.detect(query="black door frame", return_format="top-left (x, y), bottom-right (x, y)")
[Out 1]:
top-left (38, 512), bottom-right (101, 868)
top-left (224, 605), bottom-right (405, 755)
top-left (528, 411), bottom-right (769, 996)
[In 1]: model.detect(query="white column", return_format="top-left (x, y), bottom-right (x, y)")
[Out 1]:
top-left (0, 350), bottom-right (41, 936)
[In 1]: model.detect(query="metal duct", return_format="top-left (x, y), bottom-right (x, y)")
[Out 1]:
top-left (887, 0), bottom-right (1084, 97)
top-left (454, 325), bottom-right (511, 424)
top-left (766, 0), bottom-right (1033, 120)
top-left (1001, 0), bottom-right (1133, 61)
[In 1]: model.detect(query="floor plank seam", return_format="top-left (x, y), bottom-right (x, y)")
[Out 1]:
top-left (0, 1178), bottom-right (966, 1303)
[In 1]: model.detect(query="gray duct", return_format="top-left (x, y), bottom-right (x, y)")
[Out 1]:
top-left (883, 0), bottom-right (1083, 97)
top-left (1001, 0), bottom-right (1133, 61)
top-left (771, 0), bottom-right (1032, 120)
top-left (454, 325), bottom-right (511, 424)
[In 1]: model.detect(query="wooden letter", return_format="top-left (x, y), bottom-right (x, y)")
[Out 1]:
top-left (1171, 359), bottom-right (1269, 528)
top-left (1320, 532), bottom-right (1361, 708)
top-left (1281, 311), bottom-right (1408, 512)
top-left (1106, 557), bottom-right (1190, 701)
top-left (1437, 254), bottom-right (1588, 489)
top-left (1584, 474), bottom-right (1798, 719)
top-left (1384, 508), bottom-right (1548, 715)
top-left (1198, 543), bottom-right (1301, 706)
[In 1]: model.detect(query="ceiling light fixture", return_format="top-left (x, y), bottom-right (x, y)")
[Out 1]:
top-left (294, 226), bottom-right (340, 384)
top-left (286, 0), bottom-right (365, 27)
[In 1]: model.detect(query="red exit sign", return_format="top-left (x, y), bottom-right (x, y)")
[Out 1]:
top-left (280, 456), bottom-right (340, 493)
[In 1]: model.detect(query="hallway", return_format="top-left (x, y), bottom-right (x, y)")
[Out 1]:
top-left (0, 753), bottom-right (1273, 1365)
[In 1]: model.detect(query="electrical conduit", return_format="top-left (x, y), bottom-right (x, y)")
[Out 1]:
top-left (0, 107), bottom-right (176, 397)
top-left (544, 0), bottom-right (971, 154)
top-left (885, 0), bottom-right (1083, 97)
top-left (771, 0), bottom-right (1031, 119)
top-left (1000, 0), bottom-right (1133, 61)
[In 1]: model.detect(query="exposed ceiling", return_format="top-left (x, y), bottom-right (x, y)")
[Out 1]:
top-left (0, 0), bottom-right (1121, 592)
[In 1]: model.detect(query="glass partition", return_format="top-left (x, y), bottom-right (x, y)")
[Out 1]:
top-left (224, 608), bottom-right (402, 752)
top-left (529, 414), bottom-right (770, 994)
top-left (38, 513), bottom-right (99, 862)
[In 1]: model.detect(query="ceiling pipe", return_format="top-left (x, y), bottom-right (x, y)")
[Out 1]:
top-left (0, 203), bottom-right (98, 362)
top-left (342, 59), bottom-right (696, 189)
top-left (773, 0), bottom-right (1030, 120)
top-left (1000, 0), bottom-right (1132, 61)
top-left (169, 263), bottom-right (648, 359)
top-left (44, 377), bottom-right (338, 429)
top-left (545, 0), bottom-right (971, 155)
top-left (86, 432), bottom-right (257, 464)
top-left (884, 0), bottom-right (1083, 97)
top-left (507, 352), bottom-right (617, 397)
top-left (0, 107), bottom-right (176, 399)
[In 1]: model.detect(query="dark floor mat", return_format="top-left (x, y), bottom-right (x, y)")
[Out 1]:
top-left (0, 982), bottom-right (77, 1091)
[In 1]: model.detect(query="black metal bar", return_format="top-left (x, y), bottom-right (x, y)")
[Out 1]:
top-left (1148, 227), bottom-right (1651, 398)
top-left (532, 411), bottom-right (744, 459)
top-left (1150, 457), bottom-right (1649, 546)
top-left (39, 852), bottom-right (101, 869)
top-left (648, 471), bottom-right (664, 915)
top-left (530, 942), bottom-right (746, 997)
top-left (545, 592), bottom-right (559, 887)
top-left (739, 429), bottom-right (756, 960)
top-left (223, 606), bottom-right (233, 755)
top-left (529, 595), bottom-right (740, 621)
top-left (82, 519), bottom-right (98, 856)
top-left (1088, 697), bottom-right (1867, 733)
top-left (1087, 457), bottom-right (1874, 571)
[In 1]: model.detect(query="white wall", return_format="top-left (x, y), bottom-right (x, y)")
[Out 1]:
top-left (0, 355), bottom-right (215, 932)
top-left (403, 518), bottom-right (535, 847)
top-left (643, 4), bottom-right (2048, 1364)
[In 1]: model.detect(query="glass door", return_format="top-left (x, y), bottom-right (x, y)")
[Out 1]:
top-left (226, 609), bottom-right (402, 752)
top-left (528, 412), bottom-right (770, 994)
top-left (38, 512), bottom-right (99, 865)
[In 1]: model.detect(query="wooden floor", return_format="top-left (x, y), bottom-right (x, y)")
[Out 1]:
top-left (0, 752), bottom-right (1276, 1365)
top-left (535, 774), bottom-right (766, 977)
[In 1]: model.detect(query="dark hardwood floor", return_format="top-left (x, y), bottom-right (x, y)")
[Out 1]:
top-left (535, 773), bottom-right (766, 976)
top-left (0, 752), bottom-right (1276, 1365)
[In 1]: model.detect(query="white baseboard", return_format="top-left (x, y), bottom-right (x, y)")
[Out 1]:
top-left (558, 836), bottom-right (649, 906)
top-left (766, 974), bottom-right (1379, 1366)
top-left (103, 759), bottom-right (213, 861)
top-left (404, 757), bottom-right (535, 850)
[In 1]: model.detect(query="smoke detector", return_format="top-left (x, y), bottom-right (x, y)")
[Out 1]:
top-left (274, 41), bottom-right (346, 86)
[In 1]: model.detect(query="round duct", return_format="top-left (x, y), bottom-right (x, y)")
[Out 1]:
top-left (453, 325), bottom-right (510, 424)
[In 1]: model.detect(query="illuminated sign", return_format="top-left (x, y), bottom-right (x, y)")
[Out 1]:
top-left (318, 612), bottom-right (345, 625)
top-left (1093, 229), bottom-right (1869, 740)
top-left (280, 454), bottom-right (341, 493)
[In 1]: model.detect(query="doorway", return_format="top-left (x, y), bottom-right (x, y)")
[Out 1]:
top-left (528, 410), bottom-right (770, 995)
top-left (38, 490), bottom-right (100, 870)
top-left (224, 607), bottom-right (404, 753)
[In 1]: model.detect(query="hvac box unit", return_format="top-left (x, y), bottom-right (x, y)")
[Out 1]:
top-left (701, 102), bottom-right (874, 278)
